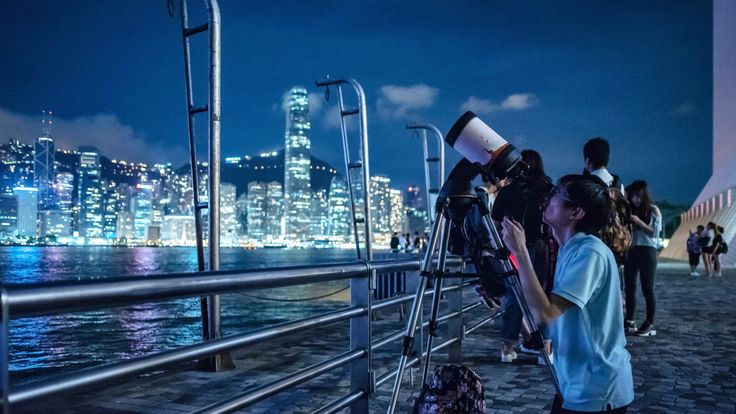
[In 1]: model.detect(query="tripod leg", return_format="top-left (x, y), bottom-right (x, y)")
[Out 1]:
top-left (386, 206), bottom-right (447, 414)
top-left (420, 216), bottom-right (452, 387)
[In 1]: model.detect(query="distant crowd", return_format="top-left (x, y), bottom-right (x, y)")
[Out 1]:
top-left (687, 222), bottom-right (728, 277)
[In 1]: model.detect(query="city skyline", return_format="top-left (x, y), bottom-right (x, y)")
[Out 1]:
top-left (0, 1), bottom-right (713, 205)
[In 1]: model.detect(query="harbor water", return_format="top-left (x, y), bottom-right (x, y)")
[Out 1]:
top-left (0, 246), bottom-right (360, 382)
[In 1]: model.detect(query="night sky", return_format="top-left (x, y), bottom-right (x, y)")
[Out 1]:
top-left (0, 1), bottom-right (712, 204)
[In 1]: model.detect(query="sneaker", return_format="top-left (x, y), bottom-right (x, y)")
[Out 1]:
top-left (520, 339), bottom-right (542, 355)
top-left (501, 350), bottom-right (517, 363)
top-left (690, 272), bottom-right (700, 277)
top-left (636, 321), bottom-right (656, 337)
top-left (624, 320), bottom-right (637, 333)
top-left (538, 351), bottom-right (554, 366)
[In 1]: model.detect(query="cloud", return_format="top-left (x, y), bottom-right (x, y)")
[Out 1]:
top-left (376, 84), bottom-right (440, 120)
top-left (671, 102), bottom-right (697, 116)
top-left (0, 107), bottom-right (188, 165)
top-left (320, 104), bottom-right (359, 132)
top-left (460, 93), bottom-right (539, 114)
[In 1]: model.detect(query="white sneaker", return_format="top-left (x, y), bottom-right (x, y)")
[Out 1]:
top-left (690, 272), bottom-right (700, 277)
top-left (501, 351), bottom-right (517, 363)
top-left (538, 351), bottom-right (554, 366)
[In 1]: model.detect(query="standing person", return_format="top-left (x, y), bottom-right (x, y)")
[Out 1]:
top-left (582, 137), bottom-right (625, 192)
top-left (501, 174), bottom-right (633, 413)
top-left (390, 232), bottom-right (400, 253)
top-left (711, 223), bottom-right (724, 278)
top-left (686, 225), bottom-right (704, 276)
top-left (623, 180), bottom-right (662, 337)
top-left (399, 233), bottom-right (408, 252)
top-left (491, 149), bottom-right (553, 363)
top-left (701, 223), bottom-right (716, 277)
top-left (413, 231), bottom-right (422, 252)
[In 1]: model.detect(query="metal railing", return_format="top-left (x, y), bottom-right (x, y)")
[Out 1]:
top-left (0, 256), bottom-right (497, 413)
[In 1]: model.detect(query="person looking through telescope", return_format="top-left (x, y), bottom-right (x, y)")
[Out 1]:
top-left (501, 174), bottom-right (634, 414)
top-left (490, 149), bottom-right (553, 363)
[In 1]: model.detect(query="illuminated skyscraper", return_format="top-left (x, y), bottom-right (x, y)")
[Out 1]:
top-left (34, 136), bottom-right (56, 210)
top-left (265, 181), bottom-right (284, 240)
top-left (389, 188), bottom-right (404, 232)
top-left (14, 186), bottom-right (38, 237)
top-left (310, 189), bottom-right (329, 237)
top-left (55, 173), bottom-right (74, 233)
top-left (78, 147), bottom-right (103, 239)
top-left (246, 182), bottom-right (266, 240)
top-left (370, 175), bottom-right (392, 239)
top-left (284, 87), bottom-right (312, 240)
top-left (327, 176), bottom-right (351, 240)
top-left (220, 183), bottom-right (238, 246)
top-left (134, 182), bottom-right (153, 240)
top-left (0, 193), bottom-right (17, 237)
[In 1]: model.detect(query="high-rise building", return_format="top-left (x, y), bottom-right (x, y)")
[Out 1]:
top-left (116, 211), bottom-right (135, 241)
top-left (13, 187), bottom-right (38, 237)
top-left (265, 181), bottom-right (284, 240)
top-left (310, 189), bottom-right (329, 237)
top-left (236, 192), bottom-right (249, 237)
top-left (370, 175), bottom-right (392, 240)
top-left (284, 87), bottom-right (312, 240)
top-left (34, 136), bottom-right (57, 210)
top-left (102, 181), bottom-right (121, 239)
top-left (220, 183), bottom-right (238, 246)
top-left (55, 173), bottom-right (74, 235)
top-left (161, 215), bottom-right (195, 243)
top-left (389, 188), bottom-right (404, 232)
top-left (0, 193), bottom-right (17, 237)
top-left (38, 210), bottom-right (69, 238)
top-left (78, 147), bottom-right (103, 239)
top-left (327, 176), bottom-right (351, 240)
top-left (134, 182), bottom-right (153, 240)
top-left (246, 182), bottom-right (266, 240)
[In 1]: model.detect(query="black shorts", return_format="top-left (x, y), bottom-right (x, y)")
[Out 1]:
top-left (688, 253), bottom-right (700, 267)
top-left (702, 246), bottom-right (714, 254)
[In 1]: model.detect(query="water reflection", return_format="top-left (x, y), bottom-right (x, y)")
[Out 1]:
top-left (1, 247), bottom-right (356, 381)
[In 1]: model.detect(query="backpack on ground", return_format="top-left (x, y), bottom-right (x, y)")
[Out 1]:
top-left (413, 364), bottom-right (486, 414)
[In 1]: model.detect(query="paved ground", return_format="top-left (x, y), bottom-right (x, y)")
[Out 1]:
top-left (13, 261), bottom-right (736, 413)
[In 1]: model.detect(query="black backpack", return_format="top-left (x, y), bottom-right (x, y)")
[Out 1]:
top-left (717, 241), bottom-right (728, 255)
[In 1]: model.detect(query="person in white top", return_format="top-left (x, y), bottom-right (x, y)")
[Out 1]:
top-left (583, 137), bottom-right (625, 193)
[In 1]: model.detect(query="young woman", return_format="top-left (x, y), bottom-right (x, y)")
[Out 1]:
top-left (711, 223), bottom-right (724, 278)
top-left (701, 222), bottom-right (716, 277)
top-left (501, 174), bottom-right (633, 414)
top-left (623, 180), bottom-right (662, 337)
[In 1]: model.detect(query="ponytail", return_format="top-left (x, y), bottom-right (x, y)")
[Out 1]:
top-left (557, 175), bottom-right (632, 256)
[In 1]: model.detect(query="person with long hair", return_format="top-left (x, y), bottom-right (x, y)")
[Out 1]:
top-left (491, 149), bottom-right (553, 363)
top-left (501, 174), bottom-right (633, 413)
top-left (710, 223), bottom-right (724, 277)
top-left (701, 222), bottom-right (716, 277)
top-left (623, 180), bottom-right (662, 337)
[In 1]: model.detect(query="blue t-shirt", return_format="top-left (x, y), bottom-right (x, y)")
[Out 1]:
top-left (550, 233), bottom-right (634, 411)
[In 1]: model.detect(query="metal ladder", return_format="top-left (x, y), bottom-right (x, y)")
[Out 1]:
top-left (179, 0), bottom-right (232, 371)
top-left (315, 76), bottom-right (374, 262)
top-left (406, 123), bottom-right (445, 226)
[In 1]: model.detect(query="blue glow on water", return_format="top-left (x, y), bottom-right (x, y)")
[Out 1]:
top-left (0, 246), bottom-right (357, 381)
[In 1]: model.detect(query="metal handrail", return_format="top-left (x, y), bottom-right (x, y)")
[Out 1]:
top-left (1, 256), bottom-right (477, 413)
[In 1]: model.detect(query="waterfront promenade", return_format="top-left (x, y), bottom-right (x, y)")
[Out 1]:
top-left (15, 261), bottom-right (736, 413)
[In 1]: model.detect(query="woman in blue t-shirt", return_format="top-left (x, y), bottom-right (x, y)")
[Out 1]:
top-left (501, 174), bottom-right (634, 414)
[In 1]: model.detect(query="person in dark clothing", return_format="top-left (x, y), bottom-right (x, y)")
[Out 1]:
top-left (390, 232), bottom-right (400, 253)
top-left (686, 225), bottom-right (704, 276)
top-left (491, 149), bottom-right (554, 362)
top-left (623, 180), bottom-right (661, 337)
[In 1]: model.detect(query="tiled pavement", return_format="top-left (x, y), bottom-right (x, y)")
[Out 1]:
top-left (15, 261), bottom-right (736, 413)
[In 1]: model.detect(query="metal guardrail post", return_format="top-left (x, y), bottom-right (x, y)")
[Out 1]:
top-left (350, 263), bottom-right (372, 413)
top-left (1, 287), bottom-right (9, 414)
top-left (447, 262), bottom-right (464, 362)
top-left (406, 123), bottom-right (445, 224)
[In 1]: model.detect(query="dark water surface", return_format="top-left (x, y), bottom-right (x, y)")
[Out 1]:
top-left (0, 246), bottom-right (360, 381)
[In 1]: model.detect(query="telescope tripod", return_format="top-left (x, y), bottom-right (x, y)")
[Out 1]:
top-left (386, 192), bottom-right (561, 413)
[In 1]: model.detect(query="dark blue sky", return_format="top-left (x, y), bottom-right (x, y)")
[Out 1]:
top-left (0, 1), bottom-right (712, 204)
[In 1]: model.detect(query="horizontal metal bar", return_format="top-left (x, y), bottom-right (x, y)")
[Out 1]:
top-left (195, 349), bottom-right (365, 414)
top-left (347, 161), bottom-right (362, 169)
top-left (184, 22), bottom-right (208, 37)
top-left (196, 201), bottom-right (208, 210)
top-left (308, 390), bottom-right (364, 414)
top-left (189, 105), bottom-right (208, 115)
top-left (425, 157), bottom-right (440, 162)
top-left (4, 260), bottom-right (394, 318)
top-left (341, 108), bottom-right (359, 116)
top-left (466, 312), bottom-right (504, 336)
top-left (9, 306), bottom-right (365, 405)
top-left (354, 217), bottom-right (365, 224)
top-left (375, 337), bottom-right (459, 389)
top-left (315, 78), bottom-right (345, 87)
top-left (429, 188), bottom-right (439, 194)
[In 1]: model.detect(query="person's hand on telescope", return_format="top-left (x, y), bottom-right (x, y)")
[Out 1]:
top-left (501, 217), bottom-right (526, 257)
